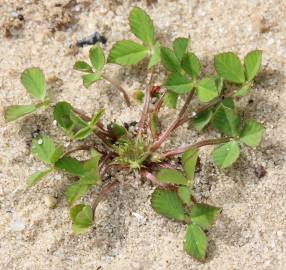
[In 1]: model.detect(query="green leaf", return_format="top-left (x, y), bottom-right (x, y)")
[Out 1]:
top-left (151, 188), bottom-right (185, 221)
top-left (55, 156), bottom-right (85, 176)
top-left (72, 223), bottom-right (92, 234)
top-left (160, 47), bottom-right (181, 72)
top-left (80, 153), bottom-right (101, 185)
top-left (20, 68), bottom-right (46, 100)
top-left (53, 101), bottom-right (73, 130)
top-left (214, 52), bottom-right (245, 84)
top-left (244, 50), bottom-right (262, 81)
top-left (212, 104), bottom-right (240, 136)
top-left (89, 109), bottom-right (104, 128)
top-left (133, 90), bottom-right (145, 103)
top-left (31, 136), bottom-right (56, 164)
top-left (221, 98), bottom-right (235, 109)
top-left (215, 76), bottom-right (224, 94)
top-left (184, 223), bottom-right (208, 261)
top-left (73, 61), bottom-right (93, 73)
top-left (27, 168), bottom-right (53, 186)
top-left (4, 104), bottom-right (37, 122)
top-left (108, 40), bottom-right (148, 65)
top-left (69, 111), bottom-right (88, 128)
top-left (70, 204), bottom-right (93, 234)
top-left (192, 110), bottom-right (213, 131)
top-left (50, 145), bottom-right (64, 164)
top-left (89, 45), bottom-right (105, 70)
top-left (173, 37), bottom-right (189, 62)
top-left (181, 52), bottom-right (201, 79)
top-left (110, 123), bottom-right (127, 138)
top-left (82, 73), bottom-right (101, 88)
top-left (73, 126), bottom-right (92, 140)
top-left (129, 7), bottom-right (154, 47)
top-left (182, 149), bottom-right (199, 185)
top-left (234, 83), bottom-right (251, 97)
top-left (190, 203), bottom-right (221, 229)
top-left (178, 186), bottom-right (191, 205)
top-left (148, 42), bottom-right (161, 68)
top-left (212, 141), bottom-right (240, 169)
top-left (157, 169), bottom-right (187, 185)
top-left (164, 73), bottom-right (193, 94)
top-left (197, 78), bottom-right (218, 102)
top-left (66, 183), bottom-right (91, 206)
top-left (240, 120), bottom-right (265, 147)
top-left (163, 91), bottom-right (178, 109)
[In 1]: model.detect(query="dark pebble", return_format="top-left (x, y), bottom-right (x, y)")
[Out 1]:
top-left (76, 32), bottom-right (107, 47)
top-left (254, 165), bottom-right (267, 178)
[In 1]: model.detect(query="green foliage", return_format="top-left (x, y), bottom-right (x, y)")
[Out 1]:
top-left (148, 42), bottom-right (161, 68)
top-left (89, 45), bottom-right (105, 71)
top-left (151, 188), bottom-right (185, 221)
top-left (55, 156), bottom-right (85, 176)
top-left (27, 168), bottom-right (53, 186)
top-left (212, 140), bottom-right (240, 169)
top-left (4, 104), bottom-right (37, 122)
top-left (66, 183), bottom-right (91, 206)
top-left (182, 149), bottom-right (199, 185)
top-left (240, 120), bottom-right (265, 147)
top-left (192, 110), bottom-right (213, 131)
top-left (82, 73), bottom-right (101, 88)
top-left (70, 204), bottom-right (93, 234)
top-left (173, 37), bottom-right (189, 62)
top-left (73, 61), bottom-right (93, 73)
top-left (161, 47), bottom-right (181, 72)
top-left (164, 73), bottom-right (193, 94)
top-left (163, 91), bottom-right (178, 109)
top-left (157, 168), bottom-right (187, 185)
top-left (181, 52), bottom-right (201, 79)
top-left (197, 77), bottom-right (218, 102)
top-left (244, 50), bottom-right (262, 81)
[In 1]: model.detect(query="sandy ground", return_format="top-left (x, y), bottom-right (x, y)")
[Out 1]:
top-left (0, 0), bottom-right (286, 269)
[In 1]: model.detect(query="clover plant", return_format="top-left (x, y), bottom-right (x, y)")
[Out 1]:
top-left (4, 7), bottom-right (264, 261)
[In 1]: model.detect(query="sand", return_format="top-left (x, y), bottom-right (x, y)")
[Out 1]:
top-left (0, 0), bottom-right (286, 269)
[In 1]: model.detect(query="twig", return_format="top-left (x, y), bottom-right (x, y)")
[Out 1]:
top-left (153, 90), bottom-right (166, 113)
top-left (102, 74), bottom-right (131, 107)
top-left (141, 169), bottom-right (173, 189)
top-left (161, 137), bottom-right (232, 159)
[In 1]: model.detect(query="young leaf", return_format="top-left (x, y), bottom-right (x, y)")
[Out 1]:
top-left (181, 52), bottom-right (201, 79)
top-left (212, 141), bottom-right (240, 169)
top-left (69, 111), bottom-right (88, 128)
top-left (197, 78), bottom-right (218, 103)
top-left (21, 68), bottom-right (46, 100)
top-left (214, 52), bottom-right (245, 84)
top-left (173, 37), bottom-right (189, 62)
top-left (31, 136), bottom-right (56, 164)
top-left (129, 7), bottom-right (154, 47)
top-left (163, 91), bottom-right (178, 109)
top-left (107, 40), bottom-right (148, 65)
top-left (89, 109), bottom-right (104, 128)
top-left (192, 110), bottom-right (213, 131)
top-left (27, 168), bottom-right (53, 186)
top-left (73, 61), bottom-right (93, 73)
top-left (190, 203), bottom-right (221, 229)
top-left (89, 45), bottom-right (105, 71)
top-left (73, 126), bottom-right (92, 140)
top-left (55, 156), bottom-right (85, 176)
top-left (212, 104), bottom-right (240, 136)
top-left (151, 188), bottom-right (185, 221)
top-left (240, 120), bottom-right (265, 147)
top-left (53, 101), bottom-right (73, 130)
top-left (82, 73), bottom-right (101, 88)
top-left (234, 83), bottom-right (251, 97)
top-left (50, 145), bottom-right (64, 164)
top-left (160, 47), bottom-right (181, 72)
top-left (178, 186), bottom-right (191, 205)
top-left (4, 104), bottom-right (37, 122)
top-left (66, 183), bottom-right (91, 206)
top-left (244, 50), bottom-right (262, 81)
top-left (148, 42), bottom-right (161, 68)
top-left (182, 149), bottom-right (199, 184)
top-left (164, 73), bottom-right (193, 94)
top-left (70, 204), bottom-right (93, 234)
top-left (157, 169), bottom-right (187, 185)
top-left (184, 223), bottom-right (208, 261)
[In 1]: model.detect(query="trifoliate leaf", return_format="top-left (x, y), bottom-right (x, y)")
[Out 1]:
top-left (181, 52), bottom-right (201, 79)
top-left (240, 120), bottom-right (265, 147)
top-left (197, 78), bottom-right (218, 103)
top-left (160, 47), bottom-right (181, 72)
top-left (182, 148), bottom-right (199, 185)
top-left (73, 61), bottom-right (93, 73)
top-left (21, 68), bottom-right (46, 100)
top-left (157, 169), bottom-right (187, 185)
top-left (184, 223), bottom-right (208, 261)
top-left (55, 156), bottom-right (85, 176)
top-left (192, 110), bottom-right (213, 131)
top-left (27, 168), bottom-right (53, 186)
top-left (214, 52), bottom-right (245, 84)
top-left (212, 141), bottom-right (240, 169)
top-left (212, 104), bottom-right (240, 136)
top-left (190, 203), bottom-right (221, 229)
top-left (31, 136), bottom-right (56, 164)
top-left (163, 91), bottom-right (178, 109)
top-left (107, 40), bottom-right (148, 65)
top-left (178, 186), bottom-right (191, 205)
top-left (164, 73), bottom-right (193, 94)
top-left (89, 45), bottom-right (105, 71)
top-left (82, 73), bottom-right (101, 88)
top-left (66, 183), bottom-right (91, 206)
top-left (173, 37), bottom-right (189, 62)
top-left (244, 50), bottom-right (262, 81)
top-left (151, 188), bottom-right (185, 221)
top-left (148, 42), bottom-right (161, 68)
top-left (129, 7), bottom-right (154, 47)
top-left (4, 104), bottom-right (37, 122)
top-left (53, 101), bottom-right (73, 130)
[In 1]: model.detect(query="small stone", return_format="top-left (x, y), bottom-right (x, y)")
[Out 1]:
top-left (43, 194), bottom-right (57, 208)
top-left (254, 165), bottom-right (267, 179)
